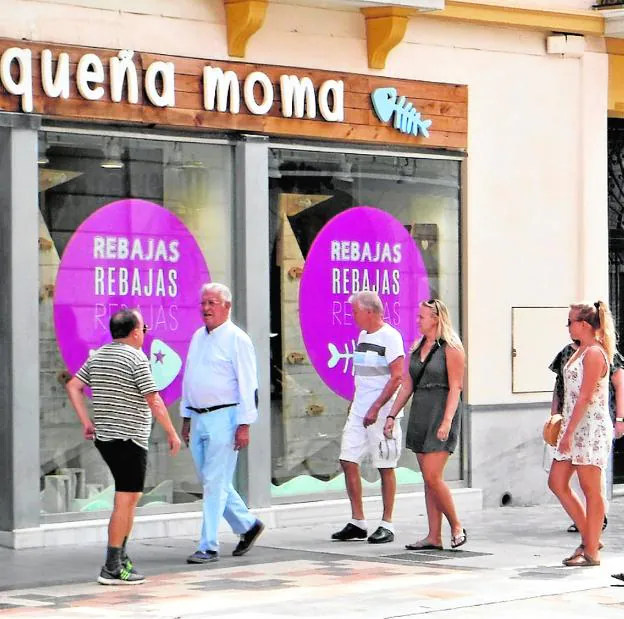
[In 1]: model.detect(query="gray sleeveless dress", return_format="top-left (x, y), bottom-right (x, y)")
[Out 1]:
top-left (406, 341), bottom-right (461, 454)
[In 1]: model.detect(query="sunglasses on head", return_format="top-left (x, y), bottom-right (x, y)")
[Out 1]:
top-left (424, 299), bottom-right (440, 313)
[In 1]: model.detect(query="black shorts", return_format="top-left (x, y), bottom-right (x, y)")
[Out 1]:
top-left (94, 439), bottom-right (147, 493)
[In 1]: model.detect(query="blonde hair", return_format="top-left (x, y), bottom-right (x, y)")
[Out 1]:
top-left (412, 298), bottom-right (463, 351)
top-left (570, 299), bottom-right (615, 363)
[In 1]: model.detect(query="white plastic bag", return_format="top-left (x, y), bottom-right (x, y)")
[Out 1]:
top-left (542, 443), bottom-right (555, 473)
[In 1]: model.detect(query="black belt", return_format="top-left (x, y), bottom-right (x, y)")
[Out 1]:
top-left (186, 403), bottom-right (238, 414)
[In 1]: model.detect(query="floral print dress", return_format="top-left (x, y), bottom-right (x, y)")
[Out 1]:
top-left (553, 346), bottom-right (613, 469)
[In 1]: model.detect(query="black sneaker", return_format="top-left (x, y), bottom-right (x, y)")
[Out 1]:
top-left (232, 520), bottom-right (265, 557)
top-left (187, 550), bottom-right (219, 564)
top-left (122, 552), bottom-right (137, 574)
top-left (331, 523), bottom-right (368, 541)
top-left (368, 526), bottom-right (394, 544)
top-left (97, 565), bottom-right (145, 585)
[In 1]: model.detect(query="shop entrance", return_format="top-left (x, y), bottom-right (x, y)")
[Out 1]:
top-left (608, 119), bottom-right (624, 483)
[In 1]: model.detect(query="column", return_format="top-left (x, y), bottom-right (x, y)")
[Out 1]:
top-left (578, 52), bottom-right (609, 300)
top-left (232, 135), bottom-right (271, 508)
top-left (0, 112), bottom-right (41, 538)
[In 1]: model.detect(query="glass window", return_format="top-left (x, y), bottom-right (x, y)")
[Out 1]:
top-left (38, 130), bottom-right (233, 516)
top-left (269, 148), bottom-right (461, 499)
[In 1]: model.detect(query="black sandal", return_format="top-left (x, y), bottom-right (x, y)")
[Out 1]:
top-left (450, 528), bottom-right (467, 549)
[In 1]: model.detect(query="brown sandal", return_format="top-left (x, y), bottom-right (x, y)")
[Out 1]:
top-left (405, 540), bottom-right (443, 551)
top-left (563, 553), bottom-right (600, 567)
top-left (565, 541), bottom-right (605, 562)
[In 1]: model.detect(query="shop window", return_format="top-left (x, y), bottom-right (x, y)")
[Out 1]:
top-left (38, 130), bottom-right (233, 516)
top-left (268, 148), bottom-right (461, 499)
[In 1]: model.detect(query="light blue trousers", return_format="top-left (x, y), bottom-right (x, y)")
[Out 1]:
top-left (189, 408), bottom-right (256, 552)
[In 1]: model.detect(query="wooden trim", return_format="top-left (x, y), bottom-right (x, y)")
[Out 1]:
top-left (361, 7), bottom-right (414, 70)
top-left (0, 38), bottom-right (468, 150)
top-left (607, 37), bottom-right (624, 55)
top-left (224, 0), bottom-right (268, 58)
top-left (427, 0), bottom-right (604, 36)
top-left (609, 51), bottom-right (624, 115)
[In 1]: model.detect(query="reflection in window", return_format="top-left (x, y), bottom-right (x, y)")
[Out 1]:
top-left (269, 149), bottom-right (461, 499)
top-left (38, 131), bottom-right (233, 515)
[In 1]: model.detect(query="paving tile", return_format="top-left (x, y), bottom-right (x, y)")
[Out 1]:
top-left (188, 577), bottom-right (295, 591)
top-left (382, 552), bottom-right (452, 562)
top-left (0, 501), bottom-right (623, 617)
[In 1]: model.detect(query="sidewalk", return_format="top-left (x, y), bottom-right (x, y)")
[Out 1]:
top-left (1, 499), bottom-right (623, 617)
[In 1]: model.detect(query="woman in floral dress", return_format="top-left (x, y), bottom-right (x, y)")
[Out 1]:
top-left (548, 300), bottom-right (615, 567)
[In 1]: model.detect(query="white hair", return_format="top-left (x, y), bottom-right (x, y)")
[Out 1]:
top-left (348, 290), bottom-right (383, 314)
top-left (200, 282), bottom-right (232, 304)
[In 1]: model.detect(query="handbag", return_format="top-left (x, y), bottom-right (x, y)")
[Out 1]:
top-left (543, 414), bottom-right (563, 447)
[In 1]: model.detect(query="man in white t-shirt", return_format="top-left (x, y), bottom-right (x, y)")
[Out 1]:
top-left (331, 290), bottom-right (405, 544)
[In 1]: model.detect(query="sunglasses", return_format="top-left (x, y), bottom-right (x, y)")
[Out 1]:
top-left (424, 299), bottom-right (440, 314)
top-left (566, 319), bottom-right (582, 327)
top-left (142, 324), bottom-right (149, 334)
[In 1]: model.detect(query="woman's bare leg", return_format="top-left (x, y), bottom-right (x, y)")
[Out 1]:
top-left (576, 465), bottom-right (604, 559)
top-left (548, 459), bottom-right (586, 539)
top-left (416, 453), bottom-right (443, 545)
top-left (419, 452), bottom-right (462, 538)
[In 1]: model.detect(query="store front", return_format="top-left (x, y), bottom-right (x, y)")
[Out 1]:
top-left (0, 36), bottom-right (467, 545)
top-left (1, 0), bottom-right (613, 547)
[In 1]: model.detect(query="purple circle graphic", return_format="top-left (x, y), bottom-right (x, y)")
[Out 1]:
top-left (299, 206), bottom-right (430, 400)
top-left (53, 199), bottom-right (210, 405)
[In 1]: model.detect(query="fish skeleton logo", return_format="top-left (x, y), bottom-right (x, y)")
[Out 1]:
top-left (327, 340), bottom-right (356, 375)
top-left (371, 87), bottom-right (432, 138)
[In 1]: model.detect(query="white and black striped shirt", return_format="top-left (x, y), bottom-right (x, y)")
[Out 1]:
top-left (76, 342), bottom-right (157, 450)
top-left (351, 323), bottom-right (405, 419)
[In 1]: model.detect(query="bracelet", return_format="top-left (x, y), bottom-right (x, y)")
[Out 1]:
top-left (387, 415), bottom-right (396, 420)
top-left (616, 417), bottom-right (624, 423)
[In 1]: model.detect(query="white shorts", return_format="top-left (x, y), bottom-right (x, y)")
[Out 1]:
top-left (339, 413), bottom-right (402, 469)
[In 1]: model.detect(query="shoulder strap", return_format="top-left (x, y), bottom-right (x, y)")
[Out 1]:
top-left (412, 340), bottom-right (441, 389)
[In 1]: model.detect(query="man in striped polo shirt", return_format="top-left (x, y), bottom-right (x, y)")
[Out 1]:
top-left (331, 290), bottom-right (405, 545)
top-left (66, 309), bottom-right (181, 585)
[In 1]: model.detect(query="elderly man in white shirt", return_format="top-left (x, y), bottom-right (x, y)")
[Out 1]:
top-left (181, 282), bottom-right (264, 564)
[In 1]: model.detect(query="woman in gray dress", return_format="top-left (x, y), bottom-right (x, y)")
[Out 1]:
top-left (384, 299), bottom-right (466, 550)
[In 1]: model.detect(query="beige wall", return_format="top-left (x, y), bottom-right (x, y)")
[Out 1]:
top-left (2, 0), bottom-right (609, 408)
